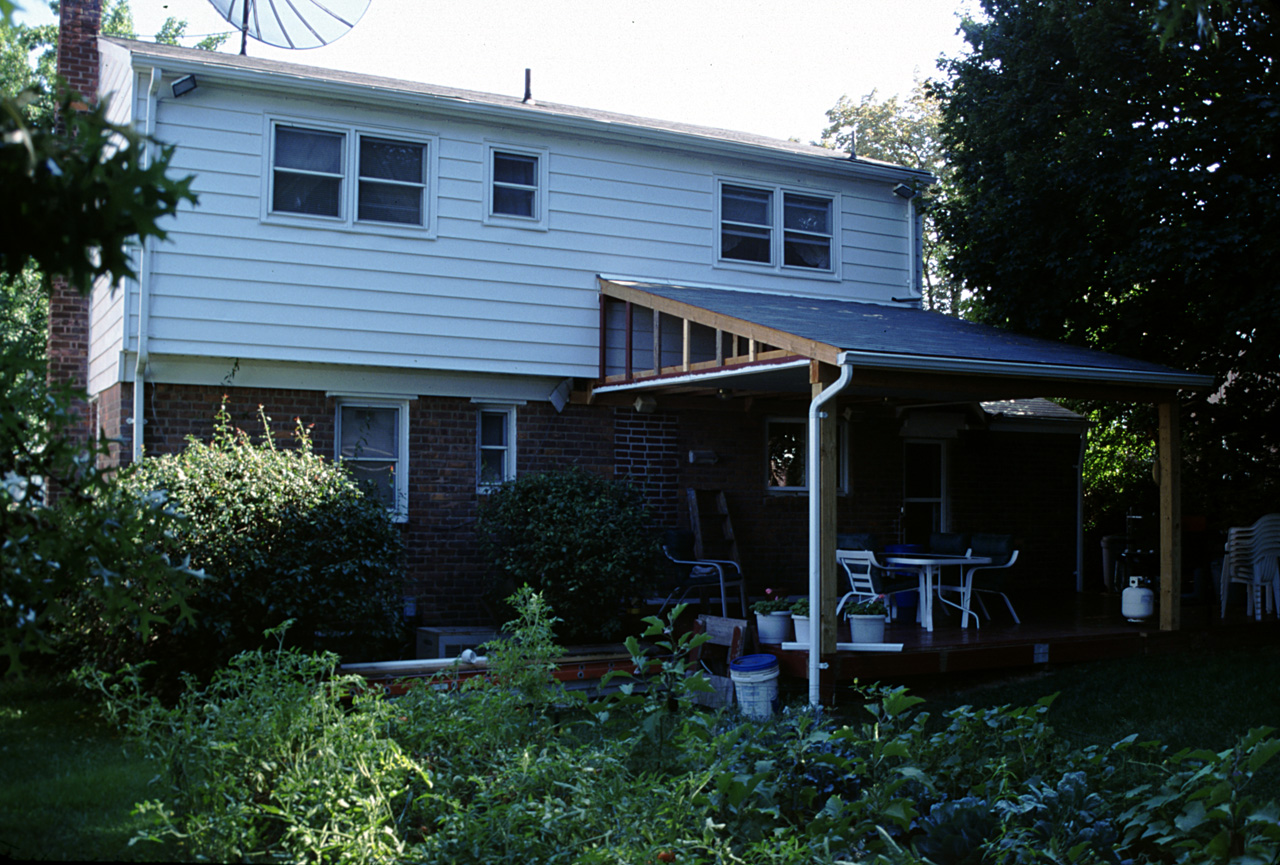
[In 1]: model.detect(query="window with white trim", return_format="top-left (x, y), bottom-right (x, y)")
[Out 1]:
top-left (476, 404), bottom-right (518, 490)
top-left (273, 126), bottom-right (344, 217)
top-left (765, 417), bottom-right (848, 493)
top-left (335, 400), bottom-right (409, 518)
top-left (718, 180), bottom-right (837, 274)
top-left (267, 120), bottom-right (435, 235)
top-left (357, 135), bottom-right (426, 225)
top-left (484, 144), bottom-right (549, 229)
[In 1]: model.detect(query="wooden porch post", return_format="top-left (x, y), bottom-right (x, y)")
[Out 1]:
top-left (1157, 398), bottom-right (1182, 631)
top-left (812, 364), bottom-right (839, 659)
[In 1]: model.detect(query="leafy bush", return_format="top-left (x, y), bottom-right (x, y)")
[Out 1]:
top-left (475, 466), bottom-right (658, 642)
top-left (78, 624), bottom-right (425, 864)
top-left (2, 351), bottom-right (198, 675)
top-left (110, 401), bottom-right (405, 680)
top-left (78, 591), bottom-right (1280, 864)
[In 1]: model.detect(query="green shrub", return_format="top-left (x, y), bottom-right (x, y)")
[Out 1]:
top-left (475, 466), bottom-right (658, 643)
top-left (108, 401), bottom-right (405, 680)
top-left (78, 625), bottom-right (425, 864)
top-left (2, 345), bottom-right (197, 675)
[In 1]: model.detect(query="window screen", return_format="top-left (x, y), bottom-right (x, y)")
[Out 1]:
top-left (358, 137), bottom-right (425, 225)
top-left (273, 126), bottom-right (343, 217)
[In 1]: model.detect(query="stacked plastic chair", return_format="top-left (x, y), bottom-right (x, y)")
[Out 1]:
top-left (1220, 514), bottom-right (1280, 621)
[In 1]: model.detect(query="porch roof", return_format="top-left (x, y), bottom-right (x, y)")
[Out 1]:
top-left (595, 278), bottom-right (1214, 401)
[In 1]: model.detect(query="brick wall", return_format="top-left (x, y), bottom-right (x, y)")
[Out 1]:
top-left (614, 410), bottom-right (679, 526)
top-left (45, 0), bottom-right (102, 447)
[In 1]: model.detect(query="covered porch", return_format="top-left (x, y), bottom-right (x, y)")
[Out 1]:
top-left (590, 277), bottom-right (1216, 705)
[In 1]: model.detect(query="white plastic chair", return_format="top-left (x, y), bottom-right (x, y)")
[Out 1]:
top-left (937, 533), bottom-right (1020, 628)
top-left (1221, 515), bottom-right (1280, 620)
top-left (835, 549), bottom-right (917, 619)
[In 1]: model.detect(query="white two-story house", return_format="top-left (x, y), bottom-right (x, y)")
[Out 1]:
top-left (53, 0), bottom-right (1210, 638)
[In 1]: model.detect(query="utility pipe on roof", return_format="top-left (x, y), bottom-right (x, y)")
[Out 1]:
top-left (807, 357), bottom-right (854, 708)
top-left (133, 66), bottom-right (163, 463)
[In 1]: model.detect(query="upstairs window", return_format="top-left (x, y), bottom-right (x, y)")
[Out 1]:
top-left (273, 126), bottom-right (343, 217)
top-left (267, 119), bottom-right (436, 236)
top-left (358, 136), bottom-right (426, 225)
top-left (718, 180), bottom-right (838, 275)
top-left (492, 152), bottom-right (538, 217)
top-left (783, 193), bottom-right (832, 270)
top-left (484, 143), bottom-right (549, 229)
top-left (721, 185), bottom-right (773, 263)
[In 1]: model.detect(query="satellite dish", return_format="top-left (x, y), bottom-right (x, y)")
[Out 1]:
top-left (207, 0), bottom-right (372, 55)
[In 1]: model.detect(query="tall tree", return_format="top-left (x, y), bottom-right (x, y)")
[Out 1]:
top-left (822, 81), bottom-right (961, 314)
top-left (935, 0), bottom-right (1279, 525)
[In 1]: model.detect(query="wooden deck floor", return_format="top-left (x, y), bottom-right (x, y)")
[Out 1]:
top-left (763, 592), bottom-right (1280, 696)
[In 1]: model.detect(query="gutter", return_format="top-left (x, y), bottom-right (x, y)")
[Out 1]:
top-left (807, 355), bottom-right (854, 708)
top-left (132, 66), bottom-right (162, 463)
top-left (837, 349), bottom-right (1216, 390)
top-left (115, 44), bottom-right (929, 187)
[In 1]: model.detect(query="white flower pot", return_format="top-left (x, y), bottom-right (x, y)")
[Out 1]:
top-left (848, 614), bottom-right (886, 644)
top-left (755, 610), bottom-right (792, 643)
top-left (792, 614), bottom-right (810, 643)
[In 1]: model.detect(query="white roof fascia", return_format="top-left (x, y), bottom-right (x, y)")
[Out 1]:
top-left (123, 46), bottom-right (930, 186)
top-left (592, 359), bottom-right (812, 395)
top-left (835, 349), bottom-right (1215, 390)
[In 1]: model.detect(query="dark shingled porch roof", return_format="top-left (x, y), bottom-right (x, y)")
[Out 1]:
top-left (601, 280), bottom-right (1213, 393)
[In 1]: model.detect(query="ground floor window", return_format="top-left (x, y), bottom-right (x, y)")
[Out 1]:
top-left (335, 398), bottom-right (409, 518)
top-left (766, 417), bottom-right (847, 493)
top-left (476, 403), bottom-right (518, 491)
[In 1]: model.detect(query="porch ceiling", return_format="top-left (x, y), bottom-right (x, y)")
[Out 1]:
top-left (595, 278), bottom-right (1214, 403)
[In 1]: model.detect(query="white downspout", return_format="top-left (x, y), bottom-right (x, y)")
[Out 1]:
top-left (1076, 425), bottom-right (1088, 592)
top-left (807, 357), bottom-right (854, 708)
top-left (132, 67), bottom-right (162, 463)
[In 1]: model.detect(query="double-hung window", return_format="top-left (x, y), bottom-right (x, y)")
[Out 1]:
top-left (475, 403), bottom-right (518, 491)
top-left (484, 144), bottom-right (549, 229)
top-left (335, 399), bottom-right (410, 519)
top-left (273, 126), bottom-right (344, 218)
top-left (718, 180), bottom-right (837, 275)
top-left (358, 136), bottom-right (426, 225)
top-left (267, 120), bottom-right (436, 235)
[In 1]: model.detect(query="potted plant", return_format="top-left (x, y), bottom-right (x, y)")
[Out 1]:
top-left (751, 589), bottom-right (793, 643)
top-left (790, 597), bottom-right (810, 643)
top-left (845, 595), bottom-right (888, 643)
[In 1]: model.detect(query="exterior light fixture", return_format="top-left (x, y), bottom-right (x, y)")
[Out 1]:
top-left (893, 183), bottom-right (917, 199)
top-left (633, 395), bottom-right (657, 414)
top-left (171, 75), bottom-right (197, 98)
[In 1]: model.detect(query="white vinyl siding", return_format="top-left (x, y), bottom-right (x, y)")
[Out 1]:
top-left (91, 77), bottom-right (916, 392)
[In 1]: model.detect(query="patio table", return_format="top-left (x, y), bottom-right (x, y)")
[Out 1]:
top-left (883, 553), bottom-right (992, 632)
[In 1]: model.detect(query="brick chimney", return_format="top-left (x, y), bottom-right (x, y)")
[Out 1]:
top-left (46, 0), bottom-right (102, 443)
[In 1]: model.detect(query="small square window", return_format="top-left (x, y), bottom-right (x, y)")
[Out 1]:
top-left (766, 417), bottom-right (848, 494)
top-left (358, 136), bottom-right (426, 225)
top-left (273, 126), bottom-right (343, 217)
top-left (491, 152), bottom-right (538, 217)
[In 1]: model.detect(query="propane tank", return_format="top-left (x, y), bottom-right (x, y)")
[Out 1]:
top-left (1121, 575), bottom-right (1154, 622)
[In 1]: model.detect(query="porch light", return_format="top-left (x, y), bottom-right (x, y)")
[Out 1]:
top-left (633, 395), bottom-right (657, 413)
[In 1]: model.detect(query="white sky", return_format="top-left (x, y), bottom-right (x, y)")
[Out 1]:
top-left (16, 0), bottom-right (977, 144)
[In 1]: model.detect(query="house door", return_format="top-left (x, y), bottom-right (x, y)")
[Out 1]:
top-left (903, 439), bottom-right (947, 546)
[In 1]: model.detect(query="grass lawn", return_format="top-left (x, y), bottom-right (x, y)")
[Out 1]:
top-left (0, 676), bottom-right (179, 862)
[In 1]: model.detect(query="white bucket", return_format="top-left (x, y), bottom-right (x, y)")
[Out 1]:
top-left (730, 654), bottom-right (780, 719)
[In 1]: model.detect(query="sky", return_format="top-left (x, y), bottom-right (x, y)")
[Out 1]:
top-left (15, 0), bottom-right (978, 144)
